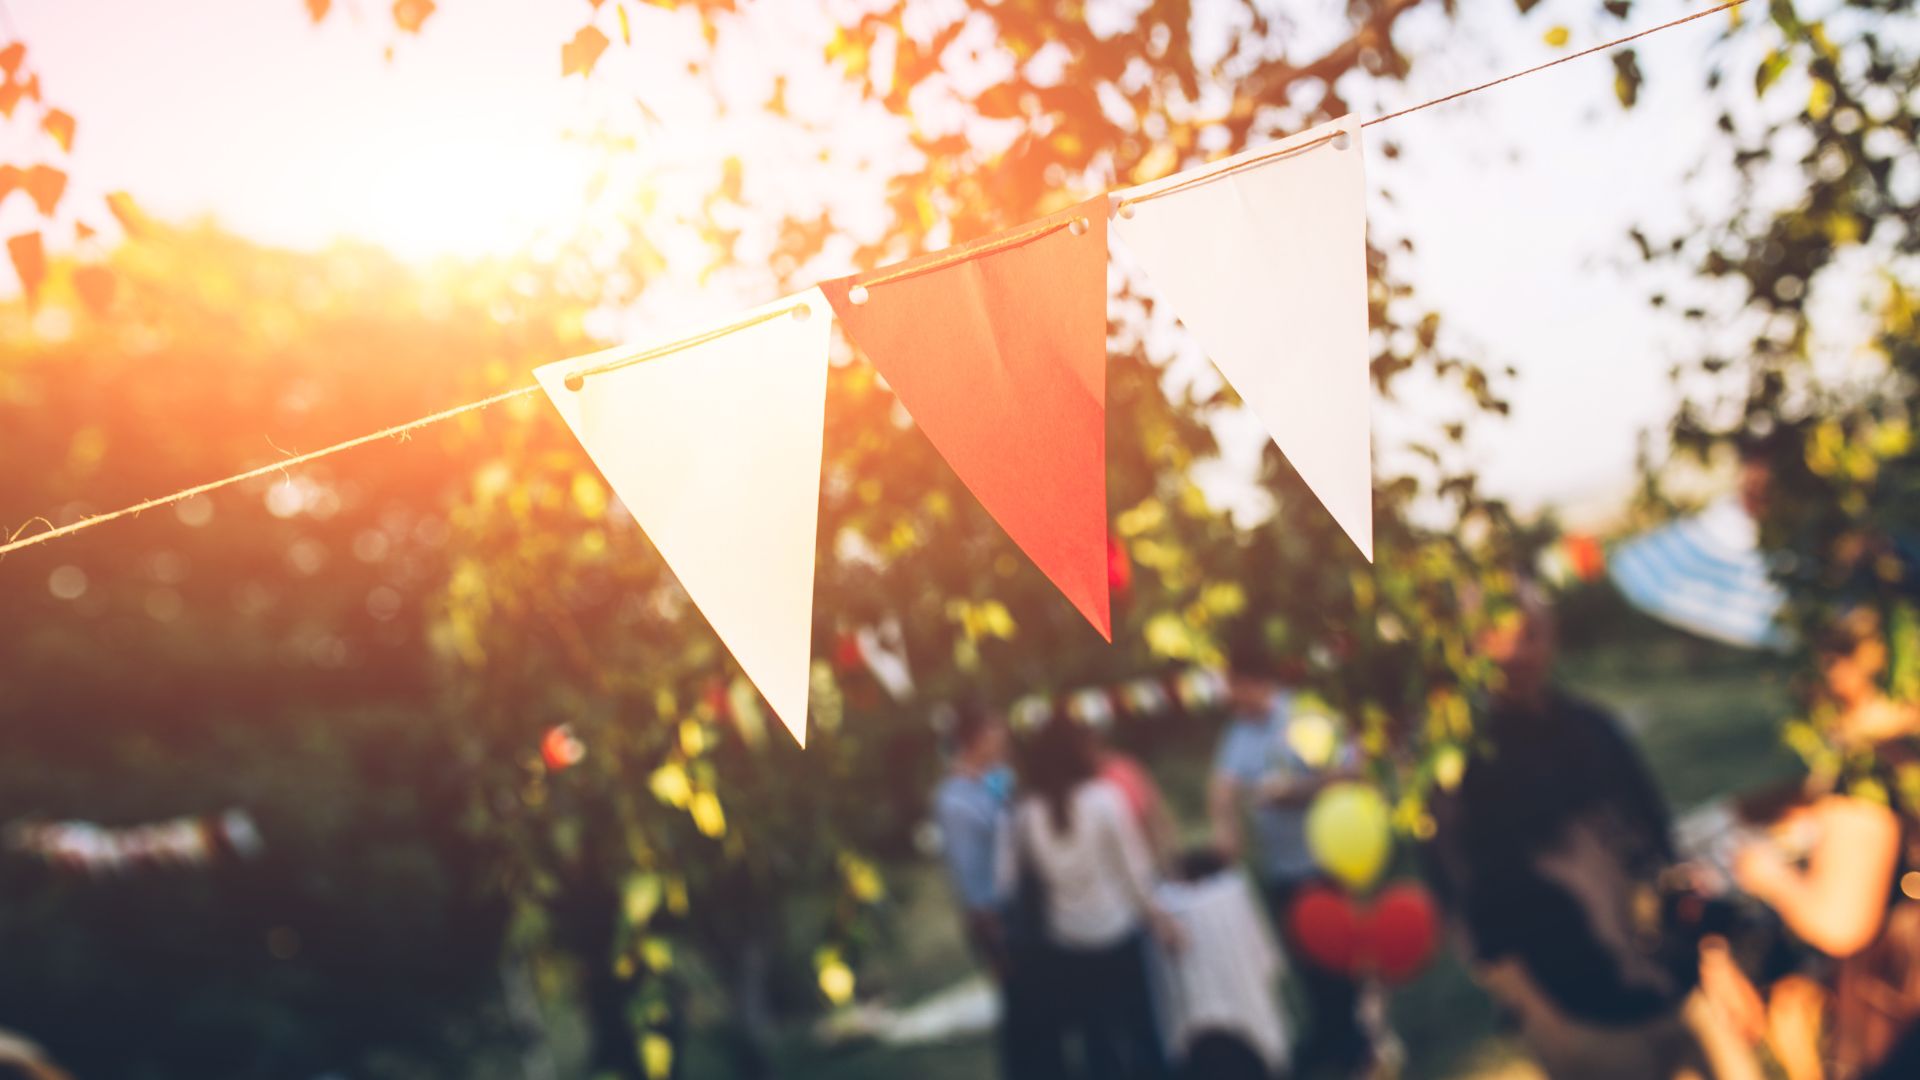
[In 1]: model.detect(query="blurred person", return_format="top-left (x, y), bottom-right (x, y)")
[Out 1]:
top-left (935, 700), bottom-right (1016, 970)
top-left (932, 700), bottom-right (1061, 1078)
top-left (1157, 847), bottom-right (1290, 1079)
top-left (1001, 712), bottom-right (1180, 1080)
top-left (1424, 581), bottom-right (1736, 1079)
top-left (1209, 636), bottom-right (1367, 1076)
top-left (1708, 608), bottom-right (1920, 1080)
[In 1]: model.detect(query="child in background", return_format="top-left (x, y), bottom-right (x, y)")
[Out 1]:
top-left (1155, 849), bottom-right (1290, 1080)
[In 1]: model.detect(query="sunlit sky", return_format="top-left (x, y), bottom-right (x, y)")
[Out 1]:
top-left (4, 0), bottom-right (1859, 523)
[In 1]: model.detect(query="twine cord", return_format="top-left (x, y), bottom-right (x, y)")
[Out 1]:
top-left (0, 0), bottom-right (1751, 560)
top-left (1363, 0), bottom-right (1748, 129)
top-left (561, 302), bottom-right (813, 389)
top-left (1117, 131), bottom-right (1346, 212)
top-left (856, 217), bottom-right (1080, 293)
top-left (0, 385), bottom-right (541, 557)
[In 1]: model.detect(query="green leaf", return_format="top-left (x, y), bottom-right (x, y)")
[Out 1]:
top-left (1756, 49), bottom-right (1790, 97)
top-left (1612, 48), bottom-right (1643, 109)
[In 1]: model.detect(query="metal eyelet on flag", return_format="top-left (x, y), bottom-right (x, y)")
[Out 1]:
top-left (792, 303), bottom-right (812, 322)
top-left (848, 284), bottom-right (870, 305)
top-left (1069, 216), bottom-right (1090, 236)
top-left (1333, 132), bottom-right (1351, 150)
top-left (564, 372), bottom-right (585, 392)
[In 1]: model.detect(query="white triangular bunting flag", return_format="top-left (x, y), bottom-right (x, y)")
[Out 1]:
top-left (1115, 115), bottom-right (1374, 559)
top-left (534, 290), bottom-right (833, 746)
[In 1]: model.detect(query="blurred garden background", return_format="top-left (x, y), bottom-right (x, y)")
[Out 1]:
top-left (2, 0), bottom-right (1916, 1077)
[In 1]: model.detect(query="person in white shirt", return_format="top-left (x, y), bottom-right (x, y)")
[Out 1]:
top-left (1153, 849), bottom-right (1291, 1076)
top-left (1001, 713), bottom-right (1180, 1079)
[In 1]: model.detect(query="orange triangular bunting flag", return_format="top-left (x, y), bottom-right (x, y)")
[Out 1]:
top-left (823, 199), bottom-right (1111, 639)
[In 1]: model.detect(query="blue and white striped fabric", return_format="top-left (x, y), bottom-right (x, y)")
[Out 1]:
top-left (1609, 498), bottom-right (1790, 650)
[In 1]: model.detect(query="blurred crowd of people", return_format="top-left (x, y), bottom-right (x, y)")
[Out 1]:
top-left (933, 638), bottom-right (1377, 1080)
top-left (933, 569), bottom-right (1920, 1078)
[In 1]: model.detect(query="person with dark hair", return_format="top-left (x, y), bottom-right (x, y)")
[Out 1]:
top-left (1002, 713), bottom-right (1178, 1079)
top-left (1425, 584), bottom-right (1733, 1078)
top-left (1158, 846), bottom-right (1291, 1078)
top-left (1209, 635), bottom-right (1366, 1075)
top-left (935, 700), bottom-right (1015, 965)
top-left (932, 699), bottom-right (1055, 1077)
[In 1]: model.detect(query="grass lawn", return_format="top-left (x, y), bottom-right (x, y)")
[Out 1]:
top-left (749, 611), bottom-right (1802, 1078)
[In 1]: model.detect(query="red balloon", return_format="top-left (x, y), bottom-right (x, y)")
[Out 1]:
top-left (1363, 882), bottom-right (1439, 984)
top-left (1287, 886), bottom-right (1361, 976)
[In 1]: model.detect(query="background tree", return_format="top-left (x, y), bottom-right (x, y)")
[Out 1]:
top-left (1630, 0), bottom-right (1920, 755)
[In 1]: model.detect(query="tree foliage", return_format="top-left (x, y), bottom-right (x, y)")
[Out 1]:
top-left (424, 1), bottom-right (1537, 1074)
top-left (1633, 1), bottom-right (1920, 734)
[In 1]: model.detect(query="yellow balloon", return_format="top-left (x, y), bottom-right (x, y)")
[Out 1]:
top-left (1306, 782), bottom-right (1392, 891)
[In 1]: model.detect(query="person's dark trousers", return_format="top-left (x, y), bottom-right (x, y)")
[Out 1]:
top-left (1000, 944), bottom-right (1067, 1080)
top-left (1263, 878), bottom-right (1367, 1077)
top-left (1045, 930), bottom-right (1171, 1080)
top-left (969, 914), bottom-right (1066, 1080)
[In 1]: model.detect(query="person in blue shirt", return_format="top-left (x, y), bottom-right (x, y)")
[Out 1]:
top-left (933, 700), bottom-right (1062, 1078)
top-left (1209, 638), bottom-right (1367, 1076)
top-left (934, 702), bottom-right (1016, 968)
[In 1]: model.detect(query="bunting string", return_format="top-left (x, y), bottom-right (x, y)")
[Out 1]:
top-left (1, 384), bottom-right (541, 557)
top-left (0, 0), bottom-right (1750, 561)
top-left (1362, 0), bottom-right (1747, 130)
top-left (852, 215), bottom-right (1082, 295)
top-left (562, 301), bottom-right (814, 390)
top-left (1115, 130), bottom-right (1348, 213)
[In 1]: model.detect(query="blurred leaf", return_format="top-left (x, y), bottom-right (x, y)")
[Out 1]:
top-left (305, 0), bottom-right (331, 23)
top-left (563, 26), bottom-right (610, 77)
top-left (688, 790), bottom-right (725, 838)
top-left (1543, 26), bottom-right (1570, 48)
top-left (641, 1033), bottom-right (673, 1079)
top-left (41, 109), bottom-right (74, 152)
top-left (1612, 48), bottom-right (1642, 108)
top-left (105, 191), bottom-right (148, 238)
top-left (1756, 49), bottom-right (1789, 96)
top-left (1808, 78), bottom-right (1834, 121)
top-left (0, 41), bottom-right (22, 76)
top-left (7, 230), bottom-right (45, 304)
top-left (392, 0), bottom-right (435, 34)
top-left (22, 164), bottom-right (65, 215)
top-left (814, 948), bottom-right (855, 1006)
top-left (622, 873), bottom-right (663, 927)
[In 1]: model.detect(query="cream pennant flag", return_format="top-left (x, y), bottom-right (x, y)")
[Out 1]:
top-left (1114, 115), bottom-right (1374, 560)
top-left (534, 290), bottom-right (833, 746)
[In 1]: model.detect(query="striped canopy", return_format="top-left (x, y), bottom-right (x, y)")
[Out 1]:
top-left (1608, 498), bottom-right (1790, 650)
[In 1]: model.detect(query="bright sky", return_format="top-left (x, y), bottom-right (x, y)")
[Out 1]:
top-left (2, 0), bottom-right (1817, 522)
